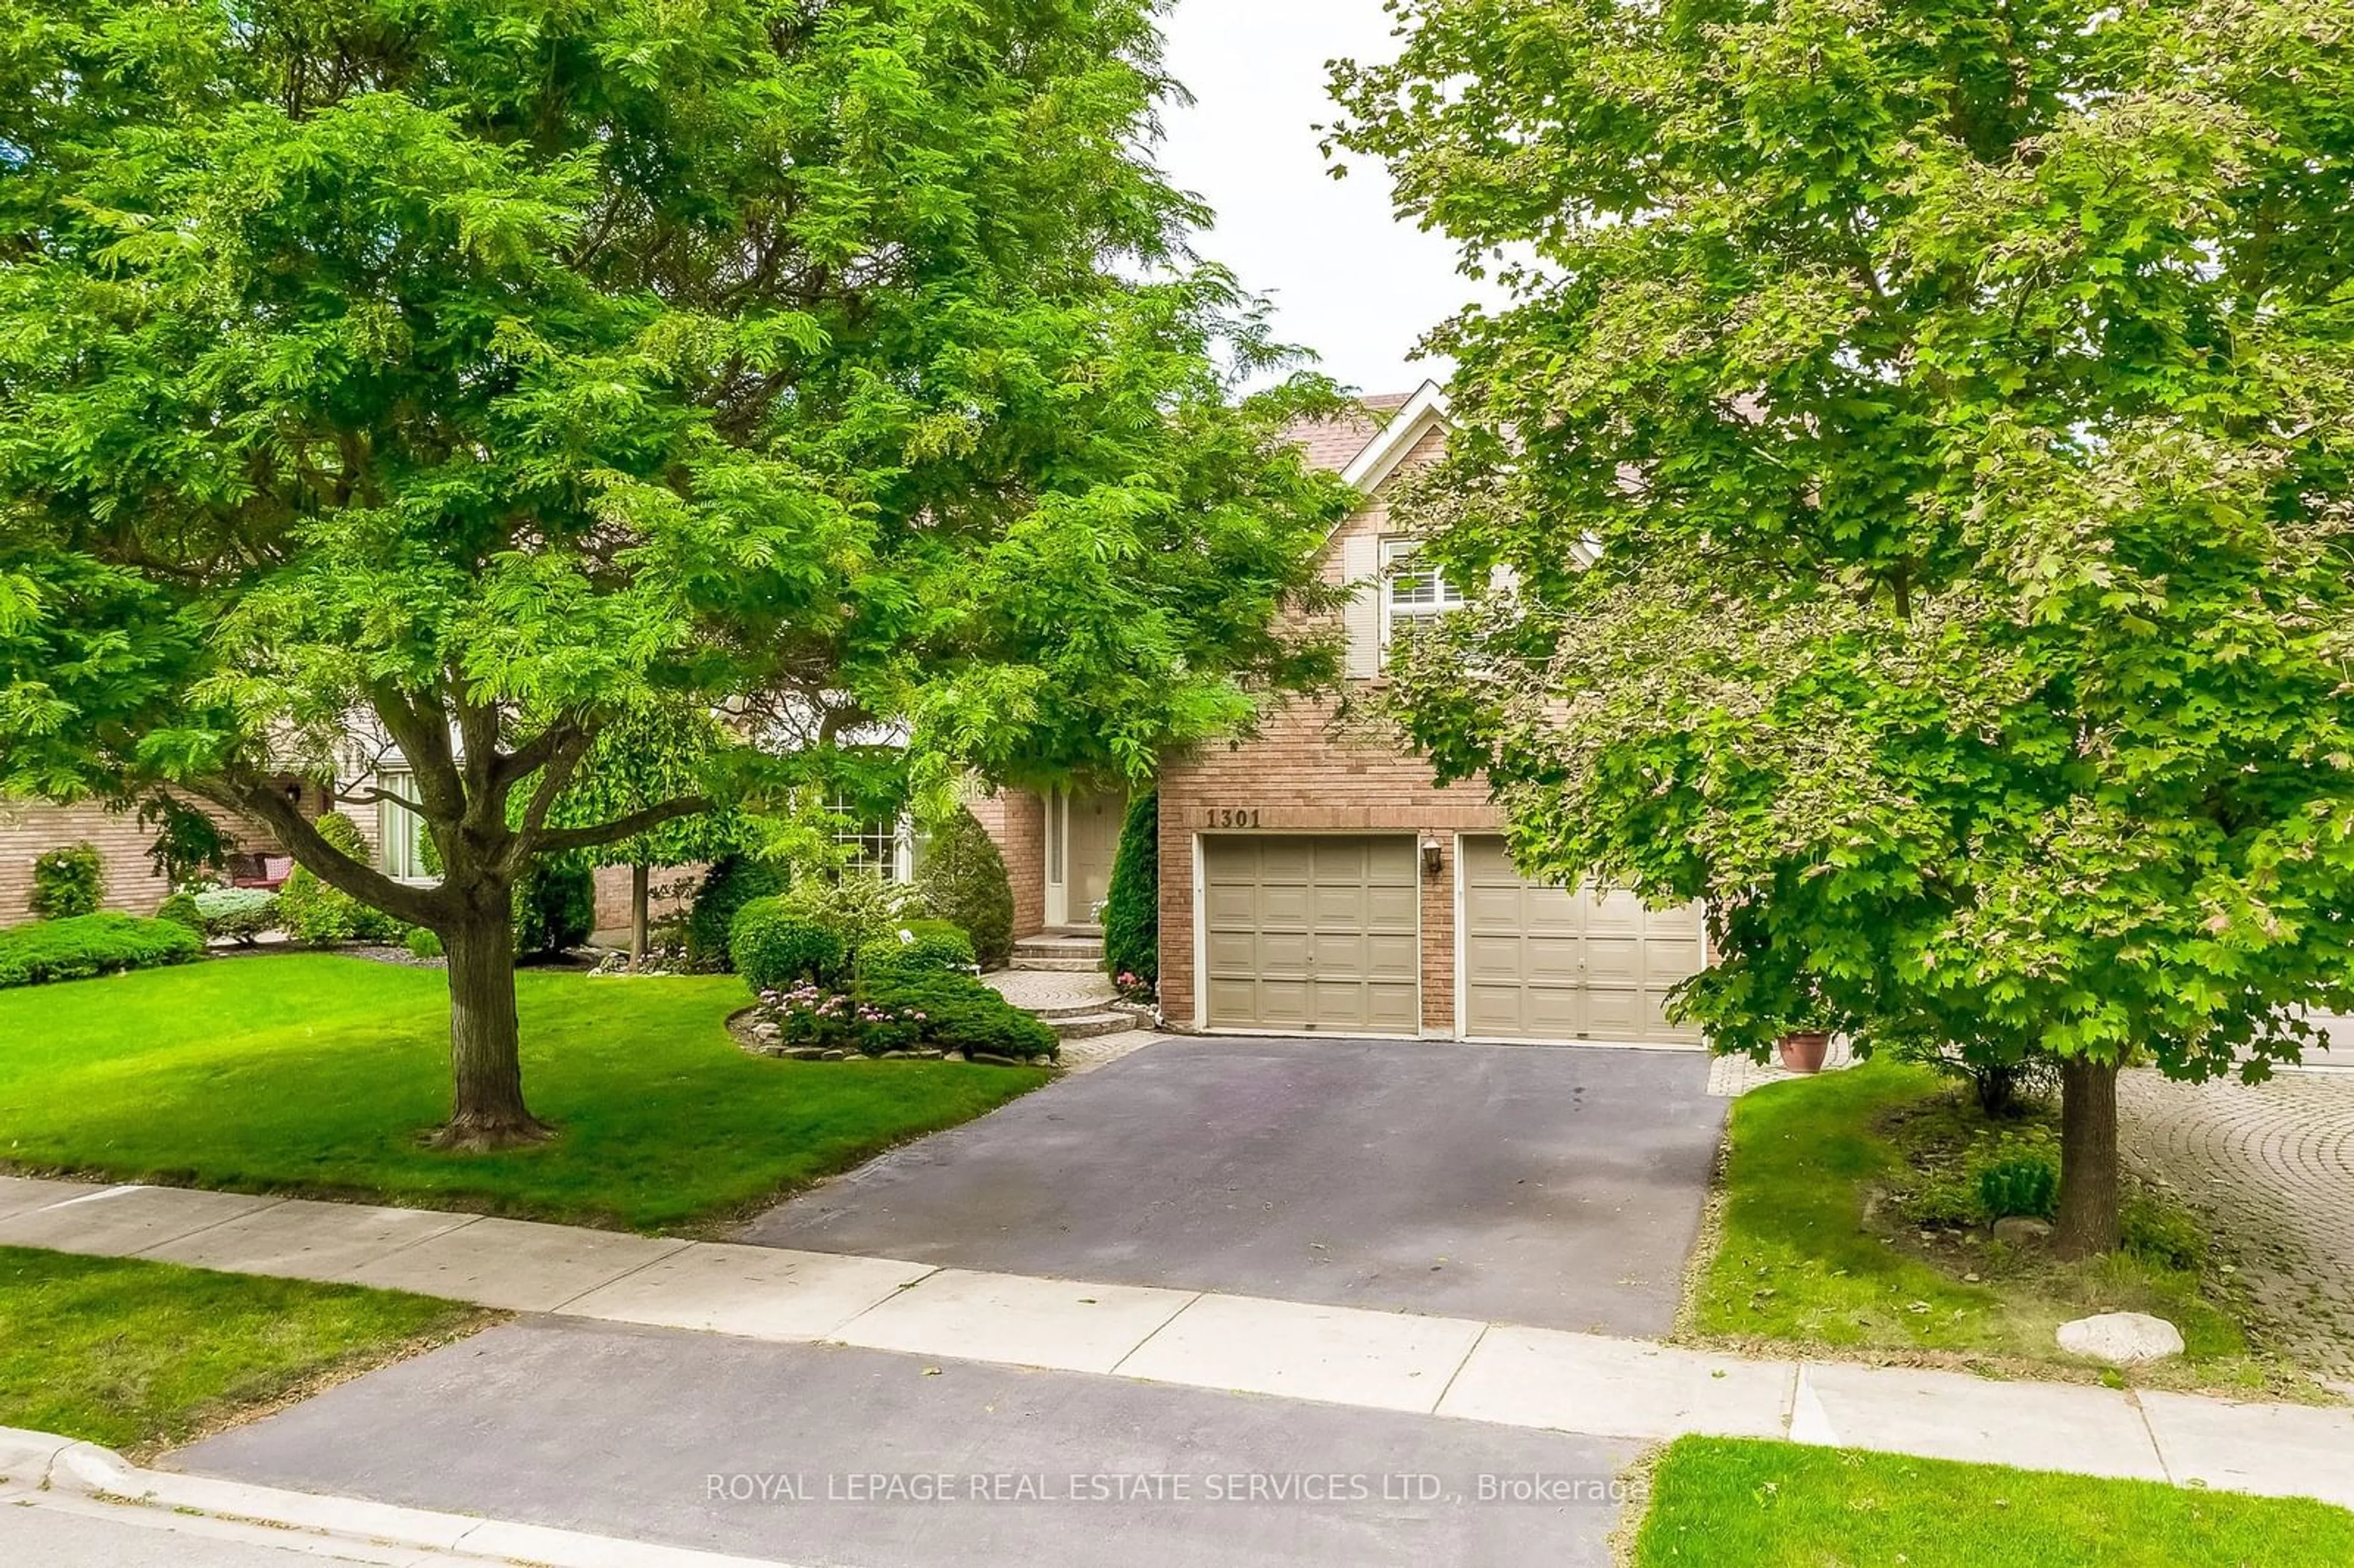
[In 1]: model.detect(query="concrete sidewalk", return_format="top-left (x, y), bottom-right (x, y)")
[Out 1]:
top-left (5, 1174), bottom-right (2353, 1509)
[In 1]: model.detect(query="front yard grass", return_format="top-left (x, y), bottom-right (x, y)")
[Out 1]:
top-left (0, 954), bottom-right (1048, 1231)
top-left (1689, 1060), bottom-right (2301, 1395)
top-left (0, 1244), bottom-right (487, 1460)
top-left (1630, 1435), bottom-right (2354, 1566)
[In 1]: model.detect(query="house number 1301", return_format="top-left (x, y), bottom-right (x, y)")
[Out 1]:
top-left (1206, 809), bottom-right (1261, 829)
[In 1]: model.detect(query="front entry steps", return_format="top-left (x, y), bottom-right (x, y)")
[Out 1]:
top-left (1011, 931), bottom-right (1105, 972)
top-left (983, 956), bottom-right (1139, 1045)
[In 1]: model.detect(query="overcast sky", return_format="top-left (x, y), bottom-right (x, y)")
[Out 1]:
top-left (1156, 0), bottom-right (1491, 397)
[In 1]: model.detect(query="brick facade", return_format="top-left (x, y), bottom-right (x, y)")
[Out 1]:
top-left (1156, 403), bottom-right (1501, 1036)
top-left (969, 786), bottom-right (1048, 939)
top-left (0, 797), bottom-right (291, 929)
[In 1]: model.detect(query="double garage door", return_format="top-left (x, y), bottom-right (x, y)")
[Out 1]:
top-left (1202, 834), bottom-right (1703, 1043)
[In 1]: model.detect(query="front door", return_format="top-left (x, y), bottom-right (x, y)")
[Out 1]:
top-left (1046, 788), bottom-right (1126, 928)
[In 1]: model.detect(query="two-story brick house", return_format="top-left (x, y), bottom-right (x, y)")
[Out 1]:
top-left (977, 381), bottom-right (1709, 1046)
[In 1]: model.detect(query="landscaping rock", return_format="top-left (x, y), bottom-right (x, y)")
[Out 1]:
top-left (820, 1049), bottom-right (848, 1061)
top-left (2056, 1311), bottom-right (2185, 1365)
top-left (1992, 1215), bottom-right (2054, 1247)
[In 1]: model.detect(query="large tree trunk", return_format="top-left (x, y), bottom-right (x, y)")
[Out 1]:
top-left (2052, 1055), bottom-right (2121, 1259)
top-left (630, 862), bottom-right (649, 969)
top-left (433, 897), bottom-right (553, 1151)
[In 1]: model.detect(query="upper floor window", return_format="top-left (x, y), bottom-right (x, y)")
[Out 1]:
top-left (1381, 538), bottom-right (1466, 663)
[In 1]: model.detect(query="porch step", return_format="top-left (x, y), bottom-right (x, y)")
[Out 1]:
top-left (1047, 1011), bottom-right (1143, 1042)
top-left (1007, 955), bottom-right (1103, 973)
top-left (1015, 934), bottom-right (1104, 962)
top-left (1029, 996), bottom-right (1119, 1021)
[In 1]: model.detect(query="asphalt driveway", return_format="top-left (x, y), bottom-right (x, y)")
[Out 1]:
top-left (740, 1036), bottom-right (1727, 1337)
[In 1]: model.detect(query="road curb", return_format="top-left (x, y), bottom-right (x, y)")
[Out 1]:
top-left (1, 1423), bottom-right (793, 1567)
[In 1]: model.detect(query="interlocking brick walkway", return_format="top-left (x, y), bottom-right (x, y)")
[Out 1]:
top-left (2120, 1062), bottom-right (2354, 1381)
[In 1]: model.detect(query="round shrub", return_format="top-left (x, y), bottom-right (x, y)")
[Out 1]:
top-left (156, 891), bottom-right (205, 934)
top-left (1100, 792), bottom-right (1157, 995)
top-left (514, 854), bottom-right (594, 958)
top-left (731, 896), bottom-right (849, 993)
top-left (687, 854), bottom-right (787, 970)
top-left (915, 805), bottom-right (1014, 970)
top-left (856, 918), bottom-right (976, 983)
top-left (405, 927), bottom-right (445, 959)
top-left (29, 842), bottom-right (104, 919)
top-left (192, 885), bottom-right (278, 945)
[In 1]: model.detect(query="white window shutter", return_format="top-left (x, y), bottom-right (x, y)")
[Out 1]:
top-left (1341, 533), bottom-right (1382, 679)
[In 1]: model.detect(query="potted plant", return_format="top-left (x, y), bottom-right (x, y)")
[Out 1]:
top-left (1775, 996), bottom-right (1838, 1073)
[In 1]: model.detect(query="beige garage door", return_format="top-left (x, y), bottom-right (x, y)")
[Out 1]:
top-left (1461, 837), bottom-right (1705, 1043)
top-left (1203, 836), bottom-right (1420, 1034)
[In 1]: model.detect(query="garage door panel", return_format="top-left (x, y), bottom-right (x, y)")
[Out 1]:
top-left (1363, 884), bottom-right (1420, 931)
top-left (1365, 932), bottom-right (1419, 976)
top-left (1466, 886), bottom-right (1524, 927)
top-left (1256, 840), bottom-right (1315, 880)
top-left (1257, 885), bottom-right (1313, 927)
top-left (1311, 884), bottom-right (1368, 929)
top-left (1364, 982), bottom-right (1421, 1035)
top-left (1203, 835), bottom-right (1421, 1035)
top-left (1363, 839), bottom-right (1418, 885)
top-left (1206, 931), bottom-right (1271, 975)
top-left (1460, 835), bottom-right (1704, 1045)
top-left (1254, 932), bottom-right (1312, 975)
top-left (1522, 937), bottom-right (1581, 985)
top-left (1309, 931), bottom-right (1367, 978)
top-left (1645, 936), bottom-right (1704, 977)
top-left (1583, 935), bottom-right (1642, 985)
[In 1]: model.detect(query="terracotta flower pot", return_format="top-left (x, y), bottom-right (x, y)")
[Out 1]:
top-left (1777, 1030), bottom-right (1832, 1073)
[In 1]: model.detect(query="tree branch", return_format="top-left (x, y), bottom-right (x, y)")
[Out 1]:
top-left (191, 774), bottom-right (443, 927)
top-left (533, 796), bottom-right (711, 858)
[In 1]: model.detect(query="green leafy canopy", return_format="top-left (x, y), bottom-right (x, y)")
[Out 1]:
top-left (1331, 0), bottom-right (2354, 1079)
top-left (0, 0), bottom-right (1357, 925)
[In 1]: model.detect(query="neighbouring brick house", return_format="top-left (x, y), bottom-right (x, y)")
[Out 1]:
top-left (0, 783), bottom-right (321, 929)
top-left (974, 382), bottom-right (1708, 1046)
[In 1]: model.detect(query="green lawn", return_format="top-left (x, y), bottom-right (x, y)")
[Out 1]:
top-left (0, 1245), bottom-right (486, 1459)
top-left (0, 954), bottom-right (1048, 1230)
top-left (1691, 1060), bottom-right (2286, 1391)
top-left (1632, 1436), bottom-right (2354, 1566)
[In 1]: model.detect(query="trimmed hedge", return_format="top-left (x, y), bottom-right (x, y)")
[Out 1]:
top-left (731, 896), bottom-right (849, 992)
top-left (156, 892), bottom-right (205, 933)
top-left (859, 970), bottom-right (1059, 1061)
top-left (687, 854), bottom-right (787, 970)
top-left (856, 918), bottom-right (976, 983)
top-left (0, 913), bottom-right (204, 988)
top-left (29, 842), bottom-right (104, 919)
top-left (915, 806), bottom-right (1014, 970)
top-left (514, 855), bottom-right (594, 958)
top-left (1100, 792), bottom-right (1157, 993)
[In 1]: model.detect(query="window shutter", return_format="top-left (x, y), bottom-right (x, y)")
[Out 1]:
top-left (1341, 533), bottom-right (1382, 679)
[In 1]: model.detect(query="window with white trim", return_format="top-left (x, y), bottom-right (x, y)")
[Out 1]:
top-left (1381, 538), bottom-right (1466, 665)
top-left (378, 771), bottom-right (429, 881)
top-left (830, 795), bottom-right (912, 881)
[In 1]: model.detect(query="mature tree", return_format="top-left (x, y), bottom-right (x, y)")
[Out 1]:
top-left (0, 0), bottom-right (1352, 1148)
top-left (1333, 0), bottom-right (2354, 1254)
